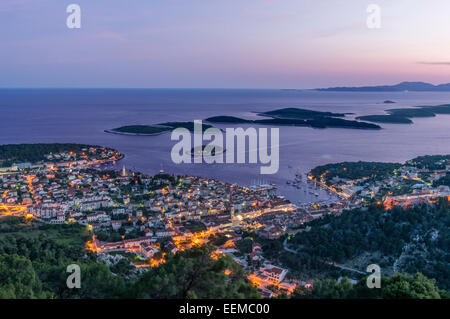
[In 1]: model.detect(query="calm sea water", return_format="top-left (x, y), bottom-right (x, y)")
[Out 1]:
top-left (1, 89), bottom-right (450, 202)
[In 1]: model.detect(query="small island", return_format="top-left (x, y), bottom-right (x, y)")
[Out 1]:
top-left (387, 108), bottom-right (436, 118)
top-left (105, 125), bottom-right (171, 136)
top-left (105, 122), bottom-right (216, 136)
top-left (190, 145), bottom-right (225, 157)
top-left (355, 115), bottom-right (413, 124)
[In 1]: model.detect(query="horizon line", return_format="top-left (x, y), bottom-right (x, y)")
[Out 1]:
top-left (1, 80), bottom-right (450, 91)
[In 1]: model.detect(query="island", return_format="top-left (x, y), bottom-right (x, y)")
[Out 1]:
top-left (257, 108), bottom-right (347, 119)
top-left (355, 115), bottom-right (413, 124)
top-left (105, 122), bottom-right (216, 136)
top-left (387, 108), bottom-right (436, 118)
top-left (316, 81), bottom-right (450, 92)
top-left (355, 104), bottom-right (450, 124)
top-left (190, 145), bottom-right (226, 157)
top-left (206, 108), bottom-right (381, 130)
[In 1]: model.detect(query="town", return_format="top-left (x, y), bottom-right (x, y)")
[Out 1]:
top-left (308, 156), bottom-right (450, 211)
top-left (1, 146), bottom-right (450, 298)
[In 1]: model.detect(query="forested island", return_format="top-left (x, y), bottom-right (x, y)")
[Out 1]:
top-left (108, 105), bottom-right (450, 130)
top-left (107, 108), bottom-right (381, 135)
top-left (206, 108), bottom-right (381, 130)
top-left (257, 108), bottom-right (348, 119)
top-left (356, 104), bottom-right (450, 124)
top-left (356, 115), bottom-right (413, 124)
top-left (105, 122), bottom-right (216, 136)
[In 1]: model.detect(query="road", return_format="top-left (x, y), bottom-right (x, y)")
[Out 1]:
top-left (283, 238), bottom-right (365, 275)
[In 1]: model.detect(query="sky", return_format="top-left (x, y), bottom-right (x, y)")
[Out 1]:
top-left (1, 0), bottom-right (450, 89)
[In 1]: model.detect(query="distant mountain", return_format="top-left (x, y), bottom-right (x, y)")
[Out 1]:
top-left (317, 81), bottom-right (450, 92)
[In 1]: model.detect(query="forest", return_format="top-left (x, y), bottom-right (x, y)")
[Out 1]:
top-left (281, 200), bottom-right (450, 290)
top-left (0, 143), bottom-right (97, 167)
top-left (0, 217), bottom-right (257, 299)
top-left (309, 161), bottom-right (401, 183)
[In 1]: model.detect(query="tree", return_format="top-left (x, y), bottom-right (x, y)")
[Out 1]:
top-left (292, 273), bottom-right (447, 299)
top-left (382, 273), bottom-right (442, 299)
top-left (134, 245), bottom-right (259, 299)
top-left (0, 254), bottom-right (45, 298)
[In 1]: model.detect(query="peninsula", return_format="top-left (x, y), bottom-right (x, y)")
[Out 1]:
top-left (316, 81), bottom-right (450, 92)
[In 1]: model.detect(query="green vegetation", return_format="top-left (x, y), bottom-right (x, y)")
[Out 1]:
top-left (243, 233), bottom-right (336, 281)
top-left (158, 122), bottom-right (215, 132)
top-left (434, 173), bottom-right (450, 187)
top-left (183, 220), bottom-right (207, 233)
top-left (107, 122), bottom-right (216, 135)
top-left (0, 143), bottom-right (97, 167)
top-left (258, 108), bottom-right (346, 119)
top-left (206, 110), bottom-right (381, 130)
top-left (236, 238), bottom-right (253, 254)
top-left (417, 104), bottom-right (450, 114)
top-left (0, 218), bottom-right (256, 299)
top-left (0, 217), bottom-right (127, 298)
top-left (134, 245), bottom-right (259, 299)
top-left (293, 273), bottom-right (447, 299)
top-left (360, 104), bottom-right (450, 126)
top-left (409, 155), bottom-right (450, 170)
top-left (309, 161), bottom-right (401, 183)
top-left (356, 115), bottom-right (413, 124)
top-left (107, 125), bottom-right (171, 135)
top-left (387, 108), bottom-right (436, 118)
top-left (285, 200), bottom-right (450, 290)
top-left (204, 116), bottom-right (253, 124)
top-left (303, 117), bottom-right (380, 129)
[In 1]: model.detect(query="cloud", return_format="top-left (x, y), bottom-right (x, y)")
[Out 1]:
top-left (417, 61), bottom-right (450, 66)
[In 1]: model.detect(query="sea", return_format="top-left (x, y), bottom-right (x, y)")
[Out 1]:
top-left (1, 88), bottom-right (450, 203)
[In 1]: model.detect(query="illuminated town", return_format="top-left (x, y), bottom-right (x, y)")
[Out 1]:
top-left (309, 157), bottom-right (450, 211)
top-left (1, 147), bottom-right (450, 298)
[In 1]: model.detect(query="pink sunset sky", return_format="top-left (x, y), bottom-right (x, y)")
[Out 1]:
top-left (1, 0), bottom-right (450, 88)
